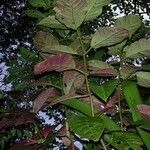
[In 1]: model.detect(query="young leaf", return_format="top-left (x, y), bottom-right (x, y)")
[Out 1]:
top-left (114, 15), bottom-right (142, 38)
top-left (54, 0), bottom-right (87, 30)
top-left (34, 54), bottom-right (75, 75)
top-left (38, 15), bottom-right (67, 29)
top-left (137, 104), bottom-right (150, 120)
top-left (90, 79), bottom-right (118, 102)
top-left (33, 88), bottom-right (58, 113)
top-left (124, 38), bottom-right (150, 58)
top-left (122, 81), bottom-right (143, 122)
top-left (69, 115), bottom-right (104, 141)
top-left (135, 71), bottom-right (150, 88)
top-left (84, 0), bottom-right (111, 21)
top-left (91, 27), bottom-right (128, 49)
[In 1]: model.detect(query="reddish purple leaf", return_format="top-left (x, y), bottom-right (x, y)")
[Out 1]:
top-left (0, 110), bottom-right (35, 130)
top-left (67, 144), bottom-right (80, 150)
top-left (90, 68), bottom-right (118, 76)
top-left (137, 104), bottom-right (150, 120)
top-left (34, 54), bottom-right (75, 75)
top-left (42, 125), bottom-right (56, 138)
top-left (10, 139), bottom-right (37, 150)
top-left (33, 88), bottom-right (59, 113)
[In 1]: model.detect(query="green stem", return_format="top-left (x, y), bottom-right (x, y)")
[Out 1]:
top-left (76, 28), bottom-right (94, 117)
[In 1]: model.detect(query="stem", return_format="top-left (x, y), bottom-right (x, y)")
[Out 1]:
top-left (76, 28), bottom-right (94, 117)
top-left (100, 139), bottom-right (107, 150)
top-left (117, 53), bottom-right (124, 130)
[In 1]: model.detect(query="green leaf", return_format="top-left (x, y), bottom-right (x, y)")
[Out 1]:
top-left (61, 98), bottom-right (94, 116)
top-left (90, 79), bottom-right (118, 102)
top-left (69, 115), bottom-right (104, 141)
top-left (24, 10), bottom-right (46, 19)
top-left (104, 132), bottom-right (143, 150)
top-left (91, 27), bottom-right (128, 49)
top-left (54, 0), bottom-right (87, 29)
top-left (114, 15), bottom-right (142, 38)
top-left (122, 81), bottom-right (143, 122)
top-left (135, 71), bottom-right (150, 88)
top-left (124, 38), bottom-right (150, 58)
top-left (28, 0), bottom-right (47, 8)
top-left (88, 60), bottom-right (113, 70)
top-left (108, 40), bottom-right (127, 55)
top-left (137, 128), bottom-right (150, 150)
top-left (84, 0), bottom-right (111, 21)
top-left (38, 15), bottom-right (67, 29)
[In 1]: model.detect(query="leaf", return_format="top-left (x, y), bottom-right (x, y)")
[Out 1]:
top-left (38, 15), bottom-right (67, 29)
top-left (24, 10), bottom-right (46, 19)
top-left (34, 31), bottom-right (78, 55)
top-left (90, 80), bottom-right (118, 102)
top-left (88, 60), bottom-right (113, 70)
top-left (62, 98), bottom-right (94, 116)
top-left (135, 71), bottom-right (150, 88)
top-left (34, 31), bottom-right (59, 51)
top-left (33, 88), bottom-right (58, 113)
top-left (137, 128), bottom-right (150, 150)
top-left (137, 104), bottom-right (150, 120)
top-left (84, 0), bottom-right (111, 21)
top-left (104, 132), bottom-right (143, 150)
top-left (108, 40), bottom-right (127, 55)
top-left (54, 0), bottom-right (87, 29)
top-left (90, 68), bottom-right (118, 77)
top-left (120, 64), bottom-right (140, 80)
top-left (69, 115), bottom-right (104, 141)
top-left (28, 0), bottom-right (47, 8)
top-left (34, 54), bottom-right (75, 75)
top-left (124, 38), bottom-right (150, 58)
top-left (63, 70), bottom-right (85, 94)
top-left (91, 27), bottom-right (128, 49)
top-left (122, 81), bottom-right (143, 122)
top-left (114, 15), bottom-right (142, 38)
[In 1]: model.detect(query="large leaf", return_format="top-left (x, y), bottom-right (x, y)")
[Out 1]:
top-left (84, 0), bottom-right (111, 21)
top-left (34, 31), bottom-right (78, 55)
top-left (104, 132), bottom-right (143, 150)
top-left (33, 88), bottom-right (58, 113)
top-left (54, 0), bottom-right (87, 30)
top-left (91, 27), bottom-right (128, 49)
top-left (62, 98), bottom-right (94, 116)
top-left (135, 71), bottom-right (150, 88)
top-left (69, 115), bottom-right (104, 141)
top-left (122, 81), bottom-right (143, 122)
top-left (137, 128), bottom-right (150, 150)
top-left (124, 38), bottom-right (150, 58)
top-left (90, 79), bottom-right (118, 102)
top-left (34, 54), bottom-right (75, 75)
top-left (114, 15), bottom-right (142, 38)
top-left (38, 15), bottom-right (67, 29)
